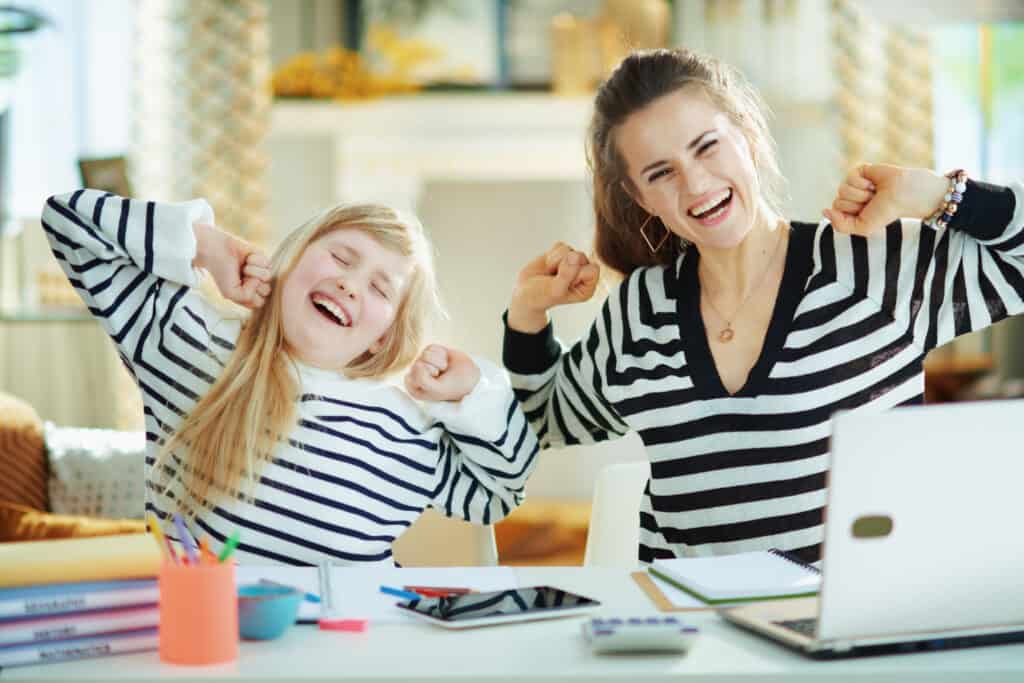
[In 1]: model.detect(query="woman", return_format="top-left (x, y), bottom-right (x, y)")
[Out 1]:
top-left (503, 48), bottom-right (1023, 564)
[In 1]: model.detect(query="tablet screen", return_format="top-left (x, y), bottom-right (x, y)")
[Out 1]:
top-left (396, 586), bottom-right (599, 623)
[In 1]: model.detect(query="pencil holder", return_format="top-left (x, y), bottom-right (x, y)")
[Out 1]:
top-left (158, 560), bottom-right (238, 665)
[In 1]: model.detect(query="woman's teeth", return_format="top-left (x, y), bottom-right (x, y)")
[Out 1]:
top-left (312, 296), bottom-right (350, 326)
top-left (689, 189), bottom-right (733, 219)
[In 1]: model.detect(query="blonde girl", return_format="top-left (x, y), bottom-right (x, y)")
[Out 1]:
top-left (43, 191), bottom-right (538, 565)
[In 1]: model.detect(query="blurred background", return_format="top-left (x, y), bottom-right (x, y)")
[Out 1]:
top-left (0, 0), bottom-right (1022, 565)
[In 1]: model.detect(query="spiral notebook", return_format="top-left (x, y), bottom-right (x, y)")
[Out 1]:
top-left (647, 549), bottom-right (820, 606)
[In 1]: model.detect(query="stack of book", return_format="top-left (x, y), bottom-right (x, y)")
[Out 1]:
top-left (0, 534), bottom-right (161, 669)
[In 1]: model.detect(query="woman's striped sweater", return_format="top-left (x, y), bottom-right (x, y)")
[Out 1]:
top-left (504, 180), bottom-right (1023, 565)
top-left (42, 189), bottom-right (539, 566)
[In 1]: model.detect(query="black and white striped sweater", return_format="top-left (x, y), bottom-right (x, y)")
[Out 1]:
top-left (42, 189), bottom-right (539, 566)
top-left (504, 180), bottom-right (1023, 565)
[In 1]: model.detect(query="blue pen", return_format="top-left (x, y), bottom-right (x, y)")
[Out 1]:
top-left (380, 585), bottom-right (422, 602)
top-left (172, 513), bottom-right (199, 565)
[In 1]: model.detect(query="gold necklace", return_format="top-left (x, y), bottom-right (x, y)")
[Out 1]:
top-left (702, 228), bottom-right (786, 344)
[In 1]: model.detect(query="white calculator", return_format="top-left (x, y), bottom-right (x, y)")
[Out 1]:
top-left (582, 615), bottom-right (699, 654)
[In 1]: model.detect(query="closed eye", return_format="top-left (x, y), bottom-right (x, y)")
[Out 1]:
top-left (331, 253), bottom-right (350, 266)
top-left (372, 283), bottom-right (390, 299)
top-left (647, 167), bottom-right (673, 183)
top-left (697, 140), bottom-right (718, 156)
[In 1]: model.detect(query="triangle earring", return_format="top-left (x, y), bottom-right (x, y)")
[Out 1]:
top-left (639, 214), bottom-right (669, 253)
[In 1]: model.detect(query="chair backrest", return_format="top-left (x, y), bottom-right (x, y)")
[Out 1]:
top-left (583, 462), bottom-right (650, 569)
top-left (392, 508), bottom-right (498, 567)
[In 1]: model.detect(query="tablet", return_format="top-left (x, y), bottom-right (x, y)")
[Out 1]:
top-left (395, 585), bottom-right (601, 629)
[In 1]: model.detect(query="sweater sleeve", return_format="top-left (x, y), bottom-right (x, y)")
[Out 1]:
top-left (834, 180), bottom-right (1024, 352)
top-left (502, 291), bottom-right (631, 450)
top-left (40, 189), bottom-right (220, 390)
top-left (422, 358), bottom-right (540, 525)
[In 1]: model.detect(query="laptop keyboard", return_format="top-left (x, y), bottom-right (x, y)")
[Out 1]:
top-left (774, 618), bottom-right (818, 637)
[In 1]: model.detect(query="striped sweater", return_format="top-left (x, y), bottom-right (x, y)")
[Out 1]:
top-left (504, 180), bottom-right (1023, 565)
top-left (42, 190), bottom-right (539, 566)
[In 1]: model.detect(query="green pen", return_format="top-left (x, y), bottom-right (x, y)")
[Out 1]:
top-left (217, 530), bottom-right (241, 563)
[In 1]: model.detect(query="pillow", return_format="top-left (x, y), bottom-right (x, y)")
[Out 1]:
top-left (45, 423), bottom-right (147, 519)
top-left (0, 500), bottom-right (145, 542)
top-left (0, 392), bottom-right (48, 510)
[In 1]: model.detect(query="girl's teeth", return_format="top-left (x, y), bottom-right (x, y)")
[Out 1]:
top-left (690, 190), bottom-right (730, 216)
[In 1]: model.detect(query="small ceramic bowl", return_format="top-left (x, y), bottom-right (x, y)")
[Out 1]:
top-left (237, 583), bottom-right (303, 640)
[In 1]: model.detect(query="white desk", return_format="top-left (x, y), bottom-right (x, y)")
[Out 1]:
top-left (4, 568), bottom-right (1022, 682)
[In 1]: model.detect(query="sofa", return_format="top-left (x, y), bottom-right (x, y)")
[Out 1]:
top-left (0, 391), bottom-right (145, 542)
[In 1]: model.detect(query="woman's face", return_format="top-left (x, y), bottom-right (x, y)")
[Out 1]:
top-left (280, 228), bottom-right (414, 370)
top-left (617, 87), bottom-right (761, 251)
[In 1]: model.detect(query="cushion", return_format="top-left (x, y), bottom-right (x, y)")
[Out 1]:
top-left (0, 393), bottom-right (48, 510)
top-left (45, 423), bottom-right (147, 519)
top-left (0, 500), bottom-right (145, 542)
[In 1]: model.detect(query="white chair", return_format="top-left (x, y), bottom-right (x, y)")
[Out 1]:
top-left (392, 508), bottom-right (499, 567)
top-left (583, 462), bottom-right (651, 569)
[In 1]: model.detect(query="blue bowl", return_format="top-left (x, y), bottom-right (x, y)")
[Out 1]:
top-left (237, 584), bottom-right (303, 640)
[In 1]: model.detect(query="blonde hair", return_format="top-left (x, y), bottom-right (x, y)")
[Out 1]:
top-left (588, 48), bottom-right (786, 277)
top-left (156, 203), bottom-right (440, 516)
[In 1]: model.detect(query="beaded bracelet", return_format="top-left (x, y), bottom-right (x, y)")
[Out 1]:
top-left (926, 169), bottom-right (968, 230)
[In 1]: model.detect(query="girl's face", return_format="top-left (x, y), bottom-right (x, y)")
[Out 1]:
top-left (280, 228), bottom-right (414, 370)
top-left (617, 87), bottom-right (761, 251)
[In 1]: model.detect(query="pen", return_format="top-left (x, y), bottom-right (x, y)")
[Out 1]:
top-left (146, 513), bottom-right (176, 564)
top-left (217, 530), bottom-right (241, 563)
top-left (172, 513), bottom-right (198, 565)
top-left (380, 585), bottom-right (422, 602)
top-left (404, 585), bottom-right (472, 598)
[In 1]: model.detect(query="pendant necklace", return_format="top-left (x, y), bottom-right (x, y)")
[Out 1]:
top-left (703, 228), bottom-right (786, 344)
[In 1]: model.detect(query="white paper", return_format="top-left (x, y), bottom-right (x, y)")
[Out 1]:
top-left (648, 573), bottom-right (754, 610)
top-left (236, 566), bottom-right (518, 623)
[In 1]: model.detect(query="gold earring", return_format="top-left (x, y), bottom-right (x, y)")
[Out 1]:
top-left (639, 214), bottom-right (669, 253)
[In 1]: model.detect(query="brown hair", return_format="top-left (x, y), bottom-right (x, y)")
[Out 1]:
top-left (156, 204), bottom-right (440, 517)
top-left (588, 48), bottom-right (785, 277)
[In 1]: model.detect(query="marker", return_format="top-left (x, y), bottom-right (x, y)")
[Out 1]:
top-left (379, 585), bottom-right (422, 602)
top-left (217, 530), bottom-right (241, 563)
top-left (404, 585), bottom-right (472, 598)
top-left (146, 513), bottom-right (176, 563)
top-left (171, 513), bottom-right (198, 565)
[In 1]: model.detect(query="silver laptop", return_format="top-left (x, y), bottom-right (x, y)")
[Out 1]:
top-left (720, 399), bottom-right (1024, 658)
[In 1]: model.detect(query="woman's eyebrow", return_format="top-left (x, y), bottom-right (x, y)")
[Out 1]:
top-left (640, 129), bottom-right (716, 174)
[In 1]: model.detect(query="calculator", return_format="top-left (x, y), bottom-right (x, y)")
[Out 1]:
top-left (582, 615), bottom-right (699, 654)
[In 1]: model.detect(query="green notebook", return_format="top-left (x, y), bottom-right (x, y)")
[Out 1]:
top-left (648, 549), bottom-right (820, 605)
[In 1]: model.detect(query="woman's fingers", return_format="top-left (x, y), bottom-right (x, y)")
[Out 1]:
top-left (837, 182), bottom-right (874, 204)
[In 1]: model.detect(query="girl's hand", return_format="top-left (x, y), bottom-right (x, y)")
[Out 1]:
top-left (507, 242), bottom-right (601, 333)
top-left (193, 222), bottom-right (272, 309)
top-left (404, 345), bottom-right (481, 403)
top-left (824, 163), bottom-right (948, 237)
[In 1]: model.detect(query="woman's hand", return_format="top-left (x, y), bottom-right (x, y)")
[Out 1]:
top-left (824, 163), bottom-right (948, 236)
top-left (507, 242), bottom-right (601, 333)
top-left (193, 222), bottom-right (272, 309)
top-left (404, 345), bottom-right (481, 403)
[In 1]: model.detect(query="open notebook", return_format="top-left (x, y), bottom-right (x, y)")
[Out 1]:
top-left (648, 550), bottom-right (820, 606)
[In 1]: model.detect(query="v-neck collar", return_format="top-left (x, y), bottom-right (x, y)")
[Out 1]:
top-left (673, 222), bottom-right (815, 399)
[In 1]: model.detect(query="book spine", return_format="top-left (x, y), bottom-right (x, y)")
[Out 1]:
top-left (0, 607), bottom-right (160, 647)
top-left (0, 627), bottom-right (159, 668)
top-left (0, 586), bottom-right (159, 620)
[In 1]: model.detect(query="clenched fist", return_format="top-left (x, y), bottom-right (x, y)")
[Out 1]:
top-left (404, 344), bottom-right (481, 403)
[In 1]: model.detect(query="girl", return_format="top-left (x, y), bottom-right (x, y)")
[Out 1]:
top-left (42, 191), bottom-right (539, 565)
top-left (503, 48), bottom-right (1024, 565)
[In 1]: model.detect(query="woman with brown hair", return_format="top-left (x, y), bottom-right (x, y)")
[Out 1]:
top-left (503, 48), bottom-right (1023, 565)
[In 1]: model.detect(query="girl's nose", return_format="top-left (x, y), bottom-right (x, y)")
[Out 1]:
top-left (336, 278), bottom-right (356, 298)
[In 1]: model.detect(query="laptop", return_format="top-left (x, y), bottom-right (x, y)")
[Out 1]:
top-left (719, 399), bottom-right (1024, 658)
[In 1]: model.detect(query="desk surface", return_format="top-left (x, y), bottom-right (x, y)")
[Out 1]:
top-left (3, 568), bottom-right (1022, 682)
